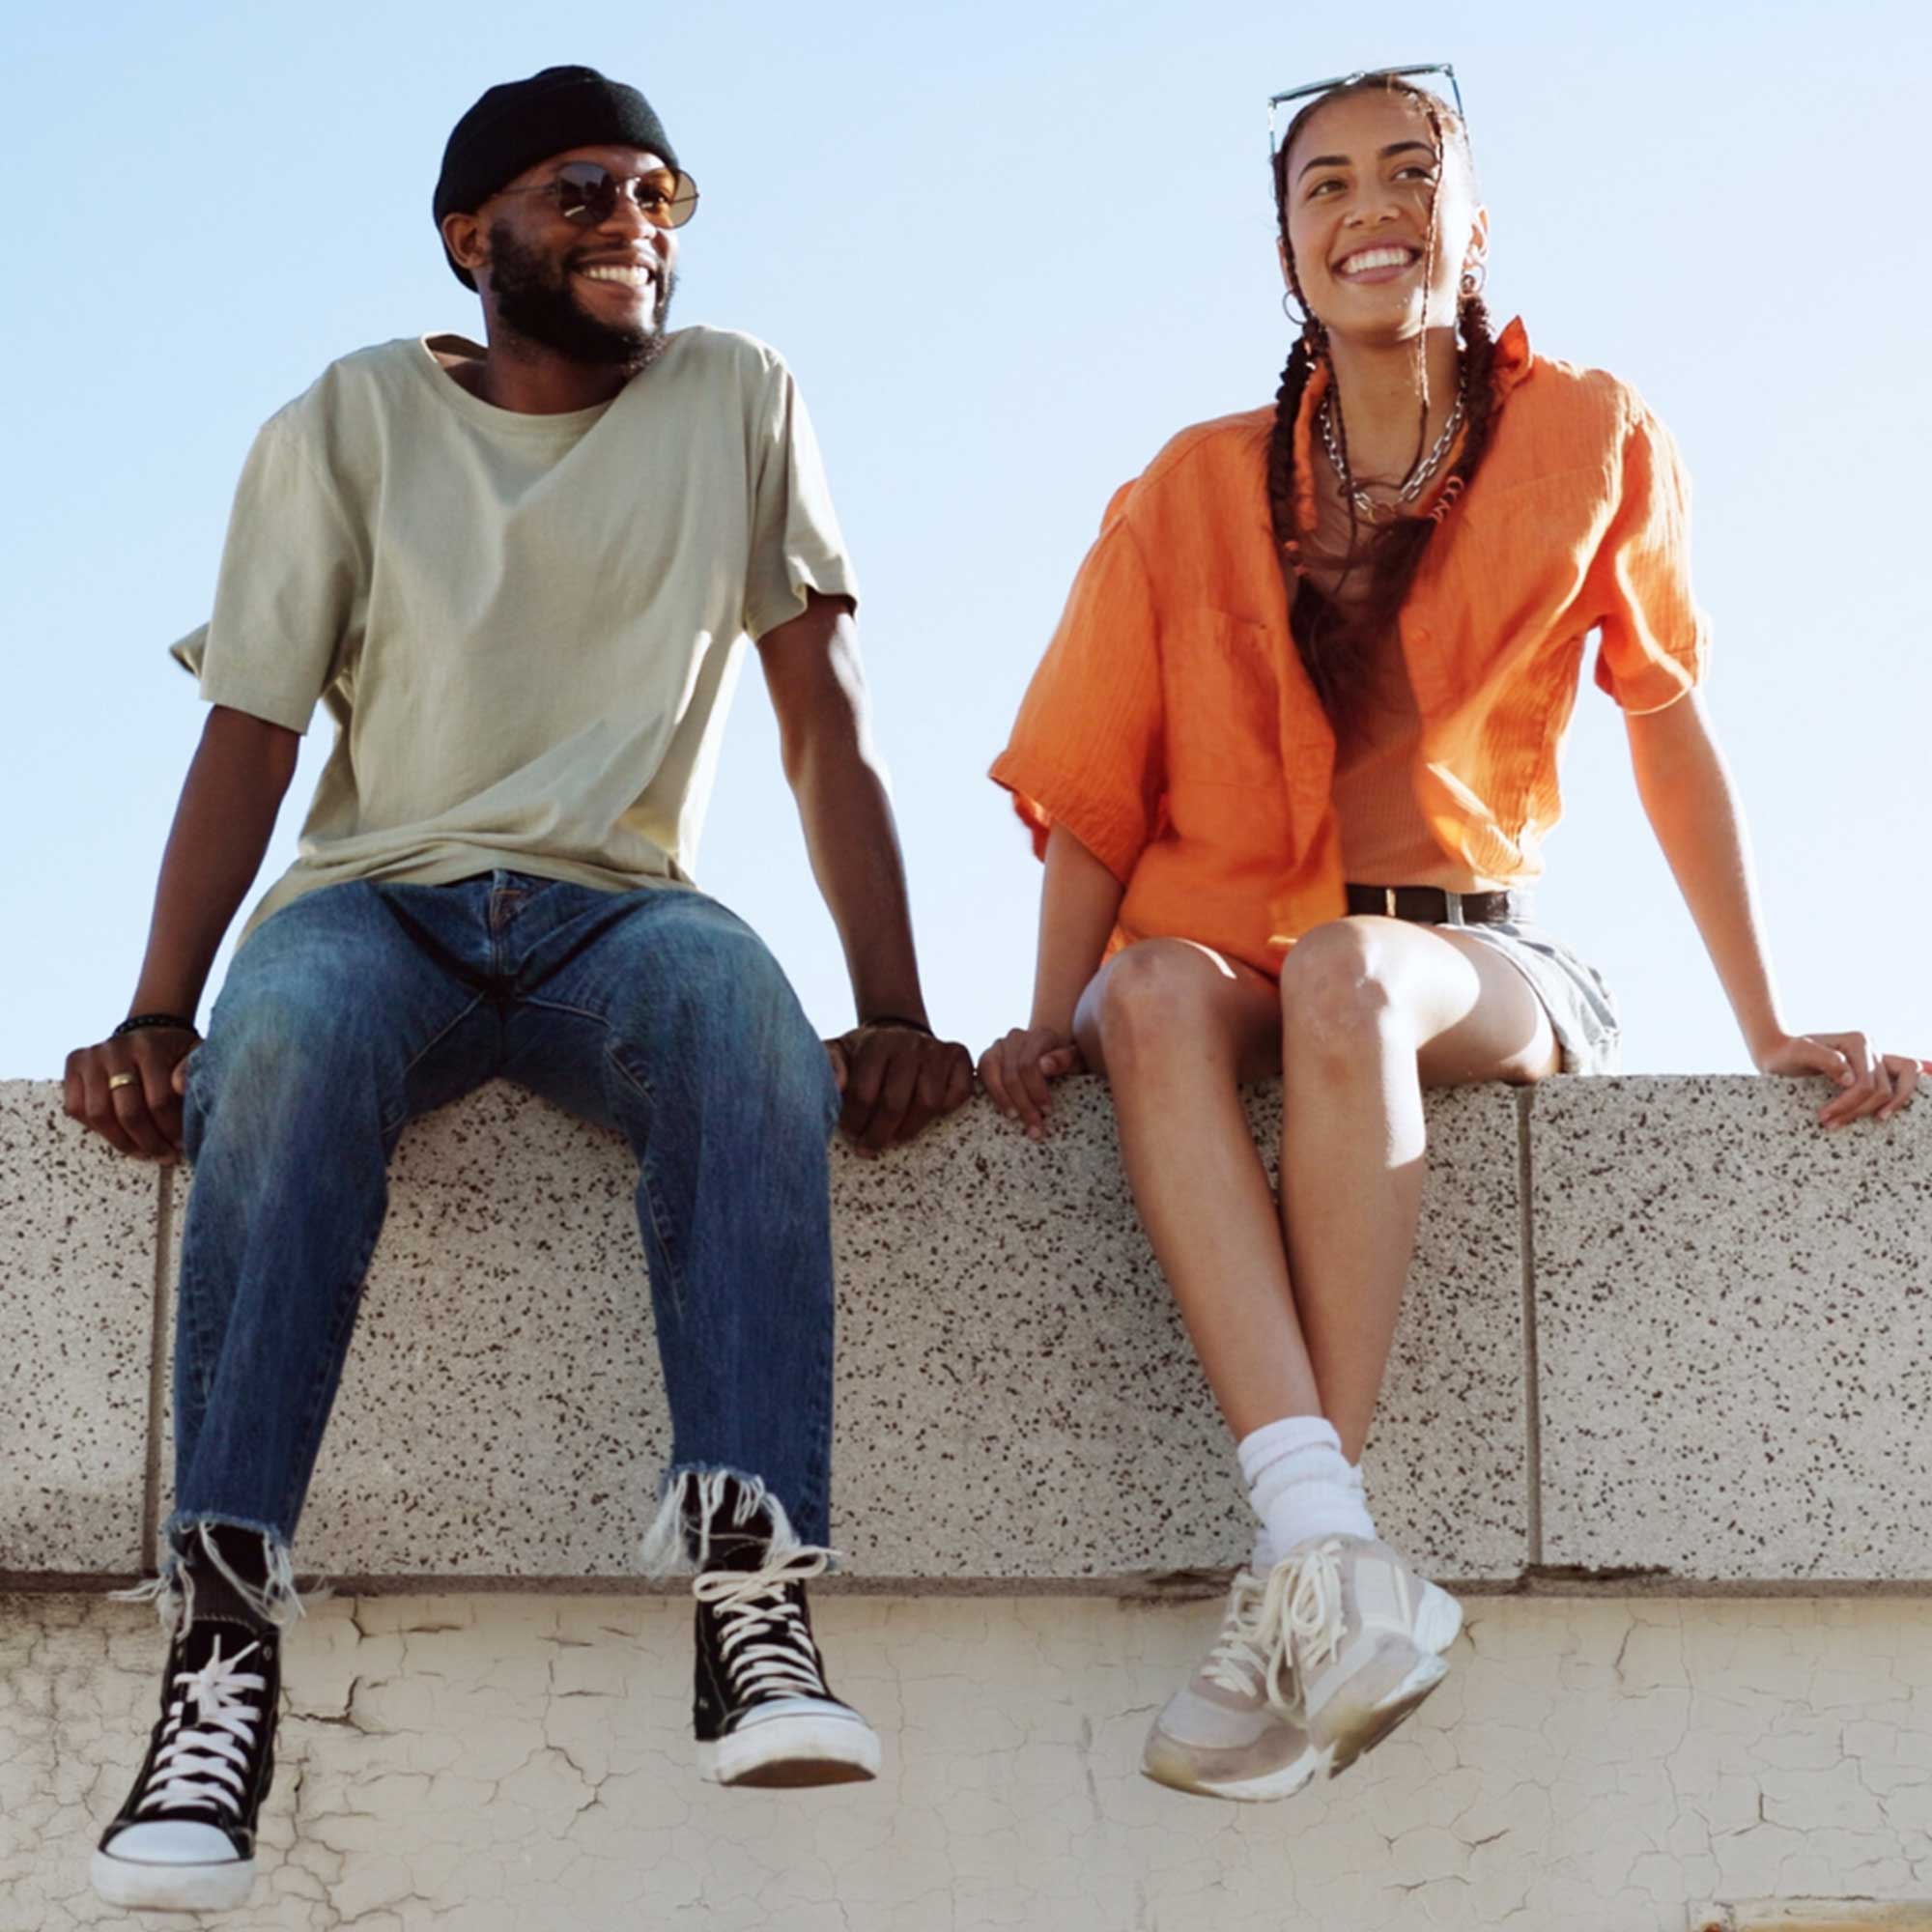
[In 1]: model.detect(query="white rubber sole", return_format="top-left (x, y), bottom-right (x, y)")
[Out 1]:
top-left (1140, 1735), bottom-right (1322, 1804)
top-left (1320, 1647), bottom-right (1450, 1776)
top-left (698, 1708), bottom-right (882, 1788)
top-left (90, 1846), bottom-right (255, 1913)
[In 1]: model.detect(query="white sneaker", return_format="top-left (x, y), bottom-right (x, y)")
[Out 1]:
top-left (1244, 1536), bottom-right (1463, 1776)
top-left (1141, 1571), bottom-right (1321, 1802)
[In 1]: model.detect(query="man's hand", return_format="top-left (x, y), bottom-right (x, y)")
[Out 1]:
top-left (826, 1021), bottom-right (974, 1151)
top-left (60, 701), bottom-right (296, 1168)
top-left (1755, 1030), bottom-right (1924, 1127)
top-left (64, 1027), bottom-right (199, 1163)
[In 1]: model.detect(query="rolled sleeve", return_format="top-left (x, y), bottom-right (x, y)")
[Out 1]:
top-left (743, 359), bottom-right (858, 640)
top-left (187, 416), bottom-right (360, 734)
top-left (990, 496), bottom-right (1165, 883)
top-left (1590, 403), bottom-right (1711, 715)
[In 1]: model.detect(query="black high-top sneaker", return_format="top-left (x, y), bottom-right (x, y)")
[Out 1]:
top-left (687, 1478), bottom-right (881, 1788)
top-left (91, 1613), bottom-right (280, 1912)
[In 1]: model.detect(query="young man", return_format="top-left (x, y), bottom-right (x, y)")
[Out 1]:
top-left (69, 65), bottom-right (974, 1915)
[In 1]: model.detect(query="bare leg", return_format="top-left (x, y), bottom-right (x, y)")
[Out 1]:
top-left (1074, 940), bottom-right (1308, 1437)
top-left (1277, 918), bottom-right (1558, 1460)
top-left (1081, 923), bottom-right (1557, 1456)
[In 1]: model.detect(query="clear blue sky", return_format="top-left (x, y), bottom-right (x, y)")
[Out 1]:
top-left (7, 0), bottom-right (1927, 1078)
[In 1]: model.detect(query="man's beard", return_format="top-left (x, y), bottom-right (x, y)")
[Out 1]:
top-left (486, 219), bottom-right (676, 374)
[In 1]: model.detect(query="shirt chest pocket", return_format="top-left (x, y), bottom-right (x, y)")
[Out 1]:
top-left (1163, 611), bottom-right (1287, 787)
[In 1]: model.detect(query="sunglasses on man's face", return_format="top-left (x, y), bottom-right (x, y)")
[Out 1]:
top-left (497, 161), bottom-right (700, 230)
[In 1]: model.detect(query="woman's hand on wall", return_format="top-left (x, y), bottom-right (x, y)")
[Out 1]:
top-left (1753, 1029), bottom-right (1922, 1126)
top-left (978, 1027), bottom-right (1087, 1142)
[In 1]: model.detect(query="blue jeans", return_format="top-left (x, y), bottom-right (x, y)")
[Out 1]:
top-left (169, 872), bottom-right (841, 1563)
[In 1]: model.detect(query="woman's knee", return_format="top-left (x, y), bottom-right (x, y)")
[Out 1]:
top-left (1278, 920), bottom-right (1401, 1051)
top-left (1087, 940), bottom-right (1233, 1065)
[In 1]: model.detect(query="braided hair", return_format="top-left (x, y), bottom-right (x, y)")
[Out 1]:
top-left (1267, 77), bottom-right (1500, 745)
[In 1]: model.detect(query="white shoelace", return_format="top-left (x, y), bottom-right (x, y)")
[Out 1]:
top-left (137, 1637), bottom-right (268, 1819)
top-left (1201, 1572), bottom-right (1271, 1696)
top-left (694, 1546), bottom-right (832, 1704)
top-left (1238, 1539), bottom-right (1350, 1717)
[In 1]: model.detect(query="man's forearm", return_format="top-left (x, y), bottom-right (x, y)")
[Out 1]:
top-left (788, 741), bottom-right (929, 1025)
top-left (130, 706), bottom-right (298, 1020)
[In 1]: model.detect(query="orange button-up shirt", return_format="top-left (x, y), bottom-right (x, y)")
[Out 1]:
top-left (990, 320), bottom-right (1709, 978)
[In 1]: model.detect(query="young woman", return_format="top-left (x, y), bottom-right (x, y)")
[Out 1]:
top-left (980, 70), bottom-right (1920, 1805)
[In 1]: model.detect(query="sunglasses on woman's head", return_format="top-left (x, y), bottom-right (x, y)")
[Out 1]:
top-left (497, 161), bottom-right (700, 230)
top-left (1266, 64), bottom-right (1463, 163)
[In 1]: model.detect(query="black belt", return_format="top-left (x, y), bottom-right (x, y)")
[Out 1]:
top-left (1344, 884), bottom-right (1529, 926)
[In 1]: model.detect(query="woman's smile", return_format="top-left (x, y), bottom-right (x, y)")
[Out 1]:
top-left (1331, 243), bottom-right (1423, 285)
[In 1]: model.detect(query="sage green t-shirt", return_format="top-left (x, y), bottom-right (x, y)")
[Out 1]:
top-left (172, 325), bottom-right (857, 941)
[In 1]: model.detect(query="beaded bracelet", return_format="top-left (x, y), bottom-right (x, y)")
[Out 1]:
top-left (857, 1013), bottom-right (933, 1037)
top-left (112, 1013), bottom-right (200, 1040)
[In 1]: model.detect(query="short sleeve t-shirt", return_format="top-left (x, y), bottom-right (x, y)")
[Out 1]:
top-left (172, 325), bottom-right (857, 941)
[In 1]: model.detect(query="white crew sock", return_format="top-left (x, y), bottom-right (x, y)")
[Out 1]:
top-left (1238, 1414), bottom-right (1378, 1573)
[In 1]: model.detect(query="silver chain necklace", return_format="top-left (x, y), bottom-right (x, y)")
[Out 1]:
top-left (1318, 384), bottom-right (1465, 524)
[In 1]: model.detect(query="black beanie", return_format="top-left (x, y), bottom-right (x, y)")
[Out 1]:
top-left (433, 66), bottom-right (680, 288)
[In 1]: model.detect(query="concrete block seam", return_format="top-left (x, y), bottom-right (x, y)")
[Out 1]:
top-left (1517, 1084), bottom-right (1544, 1570)
top-left (140, 1162), bottom-right (173, 1572)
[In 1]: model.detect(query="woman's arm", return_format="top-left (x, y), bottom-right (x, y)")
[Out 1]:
top-left (1626, 691), bottom-right (1914, 1123)
top-left (1031, 824), bottom-right (1126, 1032)
top-left (980, 823), bottom-right (1125, 1136)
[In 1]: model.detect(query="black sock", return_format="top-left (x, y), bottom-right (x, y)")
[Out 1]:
top-left (683, 1474), bottom-right (777, 1573)
top-left (179, 1525), bottom-right (276, 1634)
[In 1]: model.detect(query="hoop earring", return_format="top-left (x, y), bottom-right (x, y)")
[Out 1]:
top-left (1283, 288), bottom-right (1325, 355)
top-left (1459, 258), bottom-right (1488, 298)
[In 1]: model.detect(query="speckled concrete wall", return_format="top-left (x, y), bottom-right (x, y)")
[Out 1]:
top-left (7, 1590), bottom-right (1932, 1932)
top-left (1531, 1077), bottom-right (1932, 1581)
top-left (7, 1076), bottom-right (1531, 1586)
top-left (0, 1092), bottom-right (156, 1577)
top-left (4, 1073), bottom-right (1928, 1590)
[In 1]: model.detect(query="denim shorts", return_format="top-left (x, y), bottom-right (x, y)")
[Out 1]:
top-left (1441, 918), bottom-right (1622, 1075)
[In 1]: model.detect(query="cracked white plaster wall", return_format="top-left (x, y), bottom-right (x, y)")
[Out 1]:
top-left (8, 1593), bottom-right (1932, 1931)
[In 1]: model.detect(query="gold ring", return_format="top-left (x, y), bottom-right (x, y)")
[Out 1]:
top-left (107, 1072), bottom-right (138, 1092)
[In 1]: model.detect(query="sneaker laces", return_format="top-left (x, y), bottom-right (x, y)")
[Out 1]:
top-left (136, 1637), bottom-right (268, 1820)
top-left (694, 1546), bottom-right (832, 1704)
top-left (1241, 1538), bottom-right (1349, 1718)
top-left (1201, 1572), bottom-right (1270, 1696)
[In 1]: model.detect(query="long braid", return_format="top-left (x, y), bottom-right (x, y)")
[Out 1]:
top-left (1267, 75), bottom-right (1504, 745)
top-left (1264, 323), bottom-right (1319, 568)
top-left (1265, 312), bottom-right (1371, 723)
top-left (1266, 214), bottom-right (1378, 719)
top-left (1407, 97), bottom-right (1446, 491)
top-left (1435, 290), bottom-right (1498, 523)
